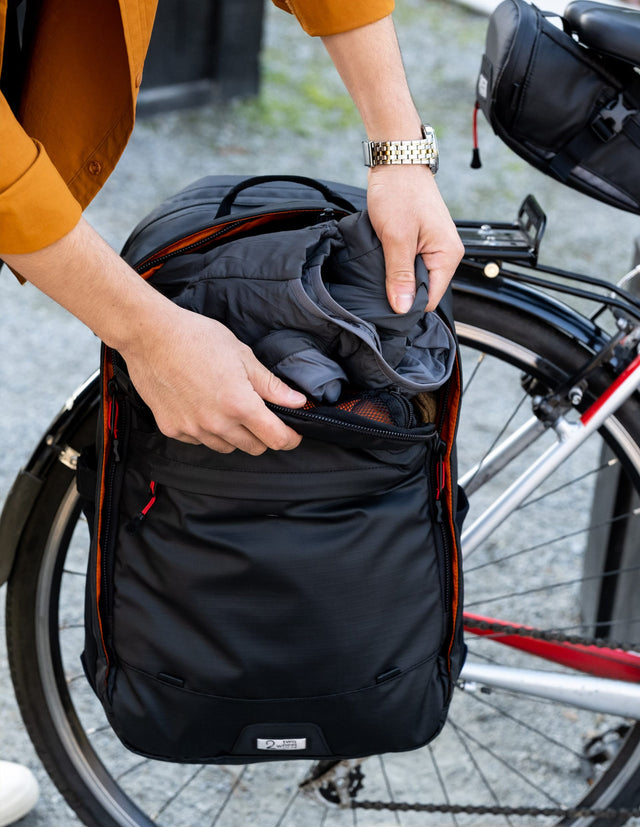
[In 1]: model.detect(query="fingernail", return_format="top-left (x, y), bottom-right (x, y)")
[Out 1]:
top-left (285, 388), bottom-right (306, 406)
top-left (394, 293), bottom-right (415, 314)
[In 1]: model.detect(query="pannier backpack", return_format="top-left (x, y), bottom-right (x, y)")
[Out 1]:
top-left (79, 175), bottom-right (466, 764)
top-left (475, 0), bottom-right (640, 214)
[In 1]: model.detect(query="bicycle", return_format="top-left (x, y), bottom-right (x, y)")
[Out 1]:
top-left (4, 27), bottom-right (640, 827)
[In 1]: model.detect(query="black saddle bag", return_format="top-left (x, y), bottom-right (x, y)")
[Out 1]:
top-left (476, 0), bottom-right (640, 213)
top-left (80, 175), bottom-right (466, 764)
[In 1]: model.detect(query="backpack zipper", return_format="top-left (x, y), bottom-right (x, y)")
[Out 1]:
top-left (134, 207), bottom-right (341, 274)
top-left (269, 404), bottom-right (434, 442)
top-left (433, 439), bottom-right (452, 615)
top-left (100, 371), bottom-right (127, 668)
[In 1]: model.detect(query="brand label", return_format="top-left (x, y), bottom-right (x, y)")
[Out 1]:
top-left (256, 738), bottom-right (307, 751)
top-left (478, 73), bottom-right (488, 100)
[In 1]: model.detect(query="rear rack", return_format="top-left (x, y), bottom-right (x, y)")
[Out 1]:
top-left (455, 194), bottom-right (640, 325)
top-left (456, 194), bottom-right (546, 264)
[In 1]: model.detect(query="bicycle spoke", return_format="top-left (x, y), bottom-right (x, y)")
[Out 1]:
top-left (460, 351), bottom-right (485, 399)
top-left (518, 457), bottom-right (617, 508)
top-left (428, 745), bottom-right (459, 827)
top-left (459, 393), bottom-right (531, 506)
top-left (448, 720), bottom-right (514, 827)
top-left (377, 756), bottom-right (401, 826)
top-left (462, 689), bottom-right (586, 761)
top-left (465, 562), bottom-right (640, 609)
top-left (450, 722), bottom-right (564, 807)
top-left (465, 510), bottom-right (639, 574)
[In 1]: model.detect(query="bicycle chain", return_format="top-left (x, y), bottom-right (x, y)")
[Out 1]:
top-left (352, 800), bottom-right (640, 819)
top-left (343, 620), bottom-right (640, 820)
top-left (464, 616), bottom-right (640, 653)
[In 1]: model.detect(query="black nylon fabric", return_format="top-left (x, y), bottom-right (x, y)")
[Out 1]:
top-left (82, 175), bottom-right (465, 764)
top-left (476, 0), bottom-right (640, 213)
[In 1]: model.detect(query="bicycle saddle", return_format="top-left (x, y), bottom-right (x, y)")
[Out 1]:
top-left (565, 1), bottom-right (640, 66)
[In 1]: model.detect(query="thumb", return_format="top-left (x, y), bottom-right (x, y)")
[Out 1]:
top-left (247, 360), bottom-right (307, 409)
top-left (383, 240), bottom-right (418, 314)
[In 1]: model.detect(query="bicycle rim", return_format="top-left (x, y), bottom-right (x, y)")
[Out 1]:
top-left (6, 290), bottom-right (640, 826)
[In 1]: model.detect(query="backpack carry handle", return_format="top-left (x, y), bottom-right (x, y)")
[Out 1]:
top-left (215, 175), bottom-right (358, 218)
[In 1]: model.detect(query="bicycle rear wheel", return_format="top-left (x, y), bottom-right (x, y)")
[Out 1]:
top-left (6, 283), bottom-right (640, 825)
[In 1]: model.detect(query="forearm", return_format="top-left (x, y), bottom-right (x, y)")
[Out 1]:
top-left (2, 218), bottom-right (170, 354)
top-left (321, 15), bottom-right (422, 140)
top-left (2, 219), bottom-right (305, 454)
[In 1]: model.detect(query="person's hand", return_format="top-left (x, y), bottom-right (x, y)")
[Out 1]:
top-left (122, 304), bottom-right (306, 455)
top-left (3, 218), bottom-right (306, 456)
top-left (366, 165), bottom-right (464, 314)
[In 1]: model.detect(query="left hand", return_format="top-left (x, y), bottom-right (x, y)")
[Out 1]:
top-left (367, 164), bottom-right (464, 314)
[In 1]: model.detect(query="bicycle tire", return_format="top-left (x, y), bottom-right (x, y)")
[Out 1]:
top-left (6, 284), bottom-right (640, 826)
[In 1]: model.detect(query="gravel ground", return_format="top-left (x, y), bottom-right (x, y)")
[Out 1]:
top-left (2, 0), bottom-right (640, 824)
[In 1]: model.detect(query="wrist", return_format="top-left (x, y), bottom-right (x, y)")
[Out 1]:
top-left (363, 125), bottom-right (439, 173)
top-left (363, 111), bottom-right (423, 142)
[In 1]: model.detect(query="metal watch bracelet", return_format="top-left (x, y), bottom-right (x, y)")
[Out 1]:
top-left (362, 124), bottom-right (439, 172)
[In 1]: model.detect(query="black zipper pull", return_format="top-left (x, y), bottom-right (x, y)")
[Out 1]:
top-left (471, 102), bottom-right (483, 169)
top-left (434, 439), bottom-right (447, 520)
top-left (127, 481), bottom-right (158, 533)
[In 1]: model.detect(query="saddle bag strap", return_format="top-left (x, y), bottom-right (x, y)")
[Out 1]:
top-left (549, 93), bottom-right (640, 181)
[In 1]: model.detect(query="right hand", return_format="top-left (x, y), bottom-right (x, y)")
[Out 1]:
top-left (3, 219), bottom-right (305, 456)
top-left (120, 304), bottom-right (307, 455)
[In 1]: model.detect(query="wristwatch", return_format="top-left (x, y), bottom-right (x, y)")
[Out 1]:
top-left (362, 124), bottom-right (439, 173)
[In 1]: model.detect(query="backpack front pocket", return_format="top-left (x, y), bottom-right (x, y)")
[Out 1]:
top-left (110, 423), bottom-right (443, 701)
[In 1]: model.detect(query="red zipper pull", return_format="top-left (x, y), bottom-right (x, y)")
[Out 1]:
top-left (127, 481), bottom-right (158, 533)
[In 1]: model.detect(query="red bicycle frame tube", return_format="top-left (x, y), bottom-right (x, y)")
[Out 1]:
top-left (464, 612), bottom-right (640, 683)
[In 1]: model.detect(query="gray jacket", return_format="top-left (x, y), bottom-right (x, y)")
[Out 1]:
top-left (174, 211), bottom-right (455, 402)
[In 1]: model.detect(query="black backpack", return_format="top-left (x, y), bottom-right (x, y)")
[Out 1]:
top-left (80, 175), bottom-right (466, 764)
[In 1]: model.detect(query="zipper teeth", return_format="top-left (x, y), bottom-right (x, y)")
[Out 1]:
top-left (433, 449), bottom-right (452, 615)
top-left (101, 360), bottom-right (124, 654)
top-left (134, 207), bottom-right (334, 273)
top-left (135, 217), bottom-right (248, 272)
top-left (271, 405), bottom-right (433, 441)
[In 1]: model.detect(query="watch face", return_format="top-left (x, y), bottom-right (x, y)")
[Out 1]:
top-left (422, 125), bottom-right (439, 173)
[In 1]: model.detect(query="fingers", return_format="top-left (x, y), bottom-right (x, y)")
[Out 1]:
top-left (382, 228), bottom-right (463, 315)
top-left (422, 262), bottom-right (456, 313)
top-left (154, 373), bottom-right (305, 456)
top-left (367, 166), bottom-right (464, 315)
top-left (125, 311), bottom-right (306, 456)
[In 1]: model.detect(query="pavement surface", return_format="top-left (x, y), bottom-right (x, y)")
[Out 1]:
top-left (1, 0), bottom-right (640, 824)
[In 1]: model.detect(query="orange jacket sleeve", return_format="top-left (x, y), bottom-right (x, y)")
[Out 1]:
top-left (0, 0), bottom-right (155, 257)
top-left (0, 95), bottom-right (82, 255)
top-left (271, 0), bottom-right (395, 36)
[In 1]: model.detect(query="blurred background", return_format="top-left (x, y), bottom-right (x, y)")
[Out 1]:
top-left (1, 0), bottom-right (639, 821)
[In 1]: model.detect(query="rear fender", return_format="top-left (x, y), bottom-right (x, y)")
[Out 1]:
top-left (0, 373), bottom-right (100, 585)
